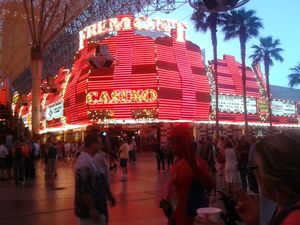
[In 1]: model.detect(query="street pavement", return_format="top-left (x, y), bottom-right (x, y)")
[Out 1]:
top-left (0, 152), bottom-right (276, 225)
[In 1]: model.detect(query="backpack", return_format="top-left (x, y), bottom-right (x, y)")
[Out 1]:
top-left (15, 147), bottom-right (23, 160)
top-left (269, 202), bottom-right (300, 225)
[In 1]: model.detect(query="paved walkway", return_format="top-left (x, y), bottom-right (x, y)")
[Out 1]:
top-left (0, 152), bottom-right (276, 225)
top-left (0, 153), bottom-right (169, 225)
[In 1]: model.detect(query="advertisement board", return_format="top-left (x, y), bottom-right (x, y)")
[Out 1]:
top-left (45, 101), bottom-right (64, 121)
top-left (272, 100), bottom-right (296, 116)
top-left (211, 94), bottom-right (257, 114)
top-left (297, 103), bottom-right (300, 115)
top-left (257, 99), bottom-right (268, 114)
top-left (22, 114), bottom-right (31, 127)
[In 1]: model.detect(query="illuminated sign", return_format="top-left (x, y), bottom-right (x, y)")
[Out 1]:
top-left (271, 100), bottom-right (296, 116)
top-left (211, 94), bottom-right (257, 114)
top-left (257, 99), bottom-right (268, 114)
top-left (79, 16), bottom-right (187, 49)
top-left (0, 79), bottom-right (4, 88)
top-left (22, 116), bottom-right (27, 125)
top-left (22, 114), bottom-right (31, 127)
top-left (12, 92), bottom-right (20, 104)
top-left (86, 89), bottom-right (158, 105)
top-left (45, 101), bottom-right (64, 121)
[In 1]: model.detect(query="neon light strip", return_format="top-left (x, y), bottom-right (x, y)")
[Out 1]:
top-left (39, 119), bottom-right (300, 134)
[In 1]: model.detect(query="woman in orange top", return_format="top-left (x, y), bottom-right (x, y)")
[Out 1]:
top-left (195, 132), bottom-right (300, 225)
top-left (167, 123), bottom-right (215, 225)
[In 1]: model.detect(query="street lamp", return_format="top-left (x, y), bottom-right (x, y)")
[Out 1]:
top-left (189, 0), bottom-right (250, 12)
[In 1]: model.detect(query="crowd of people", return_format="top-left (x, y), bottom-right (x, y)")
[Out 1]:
top-left (195, 134), bottom-right (260, 196)
top-left (193, 131), bottom-right (300, 225)
top-left (160, 124), bottom-right (300, 225)
top-left (0, 137), bottom-right (41, 184)
top-left (1, 126), bottom-right (300, 225)
top-left (0, 131), bottom-right (142, 185)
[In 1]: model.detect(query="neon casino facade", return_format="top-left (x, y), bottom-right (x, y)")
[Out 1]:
top-left (14, 15), bottom-right (300, 145)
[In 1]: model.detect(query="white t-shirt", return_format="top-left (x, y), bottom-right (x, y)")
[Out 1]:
top-left (119, 143), bottom-right (129, 159)
top-left (0, 144), bottom-right (8, 158)
top-left (64, 143), bottom-right (71, 152)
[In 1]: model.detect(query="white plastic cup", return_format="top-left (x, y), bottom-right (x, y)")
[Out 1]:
top-left (196, 207), bottom-right (222, 222)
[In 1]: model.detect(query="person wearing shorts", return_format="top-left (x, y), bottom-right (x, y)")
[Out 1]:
top-left (119, 138), bottom-right (129, 181)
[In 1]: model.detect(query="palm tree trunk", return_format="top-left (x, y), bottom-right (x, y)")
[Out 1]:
top-left (211, 23), bottom-right (219, 138)
top-left (264, 59), bottom-right (272, 133)
top-left (240, 36), bottom-right (248, 136)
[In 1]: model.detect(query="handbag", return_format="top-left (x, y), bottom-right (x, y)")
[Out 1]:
top-left (186, 177), bottom-right (208, 217)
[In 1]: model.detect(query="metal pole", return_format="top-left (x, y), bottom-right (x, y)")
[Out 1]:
top-left (5, 77), bottom-right (12, 104)
top-left (31, 46), bottom-right (43, 135)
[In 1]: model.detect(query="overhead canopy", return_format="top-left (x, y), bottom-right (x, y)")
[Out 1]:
top-left (0, 0), bottom-right (190, 83)
top-left (0, 0), bottom-right (92, 81)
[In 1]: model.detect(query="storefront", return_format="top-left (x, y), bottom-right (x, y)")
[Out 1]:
top-left (16, 15), bottom-right (300, 146)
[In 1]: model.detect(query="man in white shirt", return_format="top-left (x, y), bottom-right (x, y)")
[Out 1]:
top-left (64, 142), bottom-right (72, 160)
top-left (119, 138), bottom-right (129, 181)
top-left (0, 140), bottom-right (8, 180)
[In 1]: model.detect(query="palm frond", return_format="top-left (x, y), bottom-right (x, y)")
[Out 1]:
top-left (250, 36), bottom-right (284, 72)
top-left (221, 8), bottom-right (262, 42)
top-left (288, 73), bottom-right (300, 88)
top-left (290, 64), bottom-right (300, 73)
top-left (191, 10), bottom-right (222, 34)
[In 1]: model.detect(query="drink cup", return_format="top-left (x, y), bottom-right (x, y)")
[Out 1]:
top-left (196, 207), bottom-right (222, 222)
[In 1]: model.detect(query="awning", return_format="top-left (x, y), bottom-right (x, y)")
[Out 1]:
top-left (0, 0), bottom-right (92, 81)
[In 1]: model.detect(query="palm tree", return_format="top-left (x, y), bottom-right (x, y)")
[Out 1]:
top-left (221, 9), bottom-right (262, 136)
top-left (250, 36), bottom-right (284, 133)
top-left (288, 63), bottom-right (300, 88)
top-left (191, 8), bottom-right (223, 138)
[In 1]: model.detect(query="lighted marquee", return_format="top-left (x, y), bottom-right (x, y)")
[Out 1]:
top-left (86, 89), bottom-right (158, 105)
top-left (257, 99), bottom-right (268, 114)
top-left (211, 94), bottom-right (297, 117)
top-left (45, 101), bottom-right (64, 121)
top-left (79, 16), bottom-right (187, 49)
top-left (271, 100), bottom-right (296, 116)
top-left (211, 94), bottom-right (257, 114)
top-left (22, 114), bottom-right (31, 127)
